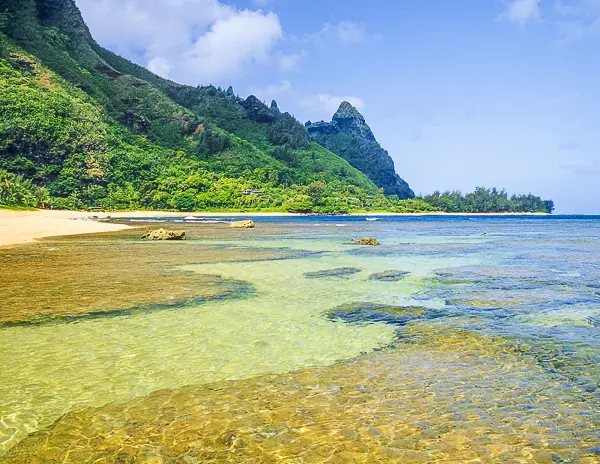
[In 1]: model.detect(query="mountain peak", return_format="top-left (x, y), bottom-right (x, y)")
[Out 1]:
top-left (333, 101), bottom-right (364, 121)
top-left (306, 102), bottom-right (415, 199)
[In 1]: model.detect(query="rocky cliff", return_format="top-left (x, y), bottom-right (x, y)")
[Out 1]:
top-left (306, 102), bottom-right (414, 198)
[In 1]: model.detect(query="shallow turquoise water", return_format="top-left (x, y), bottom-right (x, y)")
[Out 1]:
top-left (1, 215), bottom-right (600, 460)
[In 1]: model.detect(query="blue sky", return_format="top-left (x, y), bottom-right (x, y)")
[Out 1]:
top-left (75, 0), bottom-right (600, 213)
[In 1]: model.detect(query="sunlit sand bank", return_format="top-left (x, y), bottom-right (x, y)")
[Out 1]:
top-left (0, 209), bottom-right (130, 248)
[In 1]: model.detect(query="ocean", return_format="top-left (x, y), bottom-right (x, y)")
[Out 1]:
top-left (1, 215), bottom-right (599, 462)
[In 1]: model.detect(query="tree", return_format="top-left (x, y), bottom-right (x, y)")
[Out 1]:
top-left (306, 181), bottom-right (326, 205)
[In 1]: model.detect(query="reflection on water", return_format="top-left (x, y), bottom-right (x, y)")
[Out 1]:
top-left (1, 216), bottom-right (600, 462)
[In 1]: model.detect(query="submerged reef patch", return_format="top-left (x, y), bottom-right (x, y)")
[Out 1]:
top-left (368, 270), bottom-right (410, 282)
top-left (423, 264), bottom-right (600, 316)
top-left (0, 278), bottom-right (256, 329)
top-left (303, 267), bottom-right (362, 279)
top-left (326, 302), bottom-right (446, 327)
top-left (0, 227), bottom-right (308, 326)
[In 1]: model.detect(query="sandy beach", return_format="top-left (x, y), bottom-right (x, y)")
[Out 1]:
top-left (0, 209), bottom-right (131, 248)
top-left (0, 209), bottom-right (550, 248)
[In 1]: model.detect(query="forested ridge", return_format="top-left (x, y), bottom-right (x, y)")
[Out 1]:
top-left (0, 0), bottom-right (554, 213)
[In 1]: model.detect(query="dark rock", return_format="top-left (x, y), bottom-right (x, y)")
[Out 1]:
top-left (122, 111), bottom-right (149, 133)
top-left (369, 270), bottom-right (409, 281)
top-left (241, 95), bottom-right (276, 123)
top-left (270, 100), bottom-right (279, 110)
top-left (306, 101), bottom-right (414, 198)
top-left (304, 267), bottom-right (362, 279)
top-left (141, 229), bottom-right (186, 241)
top-left (10, 54), bottom-right (36, 71)
top-left (94, 63), bottom-right (123, 78)
top-left (305, 120), bottom-right (337, 135)
top-left (326, 302), bottom-right (445, 326)
top-left (226, 86), bottom-right (235, 97)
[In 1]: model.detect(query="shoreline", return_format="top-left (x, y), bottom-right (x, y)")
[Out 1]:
top-left (0, 209), bottom-right (552, 249)
top-left (60, 210), bottom-right (553, 217)
top-left (0, 209), bottom-right (131, 248)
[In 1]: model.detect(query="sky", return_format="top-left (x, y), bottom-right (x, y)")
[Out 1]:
top-left (74, 0), bottom-right (600, 213)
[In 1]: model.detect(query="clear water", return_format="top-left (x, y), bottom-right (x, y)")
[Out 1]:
top-left (1, 215), bottom-right (600, 462)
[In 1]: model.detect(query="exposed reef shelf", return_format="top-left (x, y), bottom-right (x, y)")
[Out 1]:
top-left (0, 279), bottom-right (256, 329)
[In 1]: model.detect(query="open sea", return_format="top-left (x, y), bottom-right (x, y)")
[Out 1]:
top-left (1, 215), bottom-right (599, 463)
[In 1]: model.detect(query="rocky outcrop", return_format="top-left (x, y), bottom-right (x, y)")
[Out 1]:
top-left (241, 96), bottom-right (276, 124)
top-left (306, 102), bottom-right (414, 199)
top-left (355, 237), bottom-right (380, 246)
top-left (229, 220), bottom-right (255, 229)
top-left (141, 229), bottom-right (186, 240)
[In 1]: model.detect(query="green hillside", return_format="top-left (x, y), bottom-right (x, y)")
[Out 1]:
top-left (0, 0), bottom-right (401, 213)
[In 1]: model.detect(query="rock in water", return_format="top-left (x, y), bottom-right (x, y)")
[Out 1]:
top-left (369, 270), bottom-right (409, 281)
top-left (306, 101), bottom-right (414, 198)
top-left (326, 302), bottom-right (445, 326)
top-left (304, 267), bottom-right (362, 279)
top-left (229, 220), bottom-right (255, 229)
top-left (141, 229), bottom-right (186, 241)
top-left (356, 237), bottom-right (380, 246)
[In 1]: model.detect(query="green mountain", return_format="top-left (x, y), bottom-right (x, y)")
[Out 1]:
top-left (0, 0), bottom-right (554, 214)
top-left (0, 0), bottom-right (402, 213)
top-left (306, 102), bottom-right (414, 199)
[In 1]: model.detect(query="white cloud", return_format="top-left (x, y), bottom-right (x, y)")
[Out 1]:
top-left (184, 11), bottom-right (282, 82)
top-left (306, 21), bottom-right (379, 46)
top-left (554, 0), bottom-right (600, 42)
top-left (500, 0), bottom-right (541, 24)
top-left (277, 50), bottom-right (308, 71)
top-left (560, 158), bottom-right (600, 174)
top-left (251, 79), bottom-right (293, 99)
top-left (250, 80), bottom-right (364, 121)
top-left (75, 0), bottom-right (283, 84)
top-left (147, 57), bottom-right (172, 78)
top-left (556, 0), bottom-right (600, 17)
top-left (310, 94), bottom-right (365, 115)
top-left (324, 21), bottom-right (368, 44)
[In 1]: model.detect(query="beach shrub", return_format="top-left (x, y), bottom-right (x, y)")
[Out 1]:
top-left (0, 169), bottom-right (48, 207)
top-left (420, 188), bottom-right (554, 214)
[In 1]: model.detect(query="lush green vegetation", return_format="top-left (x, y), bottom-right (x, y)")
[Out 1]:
top-left (0, 169), bottom-right (48, 208)
top-left (0, 0), bottom-right (554, 214)
top-left (0, 1), bottom-right (385, 213)
top-left (420, 188), bottom-right (554, 214)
